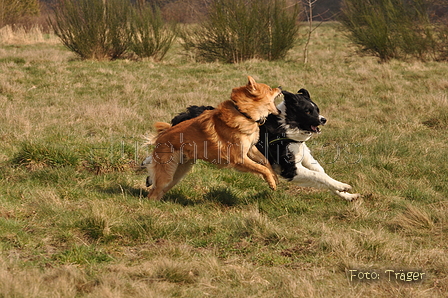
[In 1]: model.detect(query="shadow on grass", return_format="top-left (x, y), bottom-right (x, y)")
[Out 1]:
top-left (94, 184), bottom-right (148, 198)
top-left (96, 183), bottom-right (274, 207)
top-left (162, 189), bottom-right (197, 206)
top-left (203, 187), bottom-right (240, 206)
top-left (163, 187), bottom-right (274, 207)
top-left (94, 183), bottom-right (196, 205)
top-left (204, 187), bottom-right (273, 206)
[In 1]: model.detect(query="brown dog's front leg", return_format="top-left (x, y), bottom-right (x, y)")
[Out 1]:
top-left (247, 146), bottom-right (278, 185)
top-left (234, 157), bottom-right (278, 190)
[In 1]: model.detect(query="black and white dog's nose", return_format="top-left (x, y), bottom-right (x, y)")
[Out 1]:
top-left (320, 116), bottom-right (327, 125)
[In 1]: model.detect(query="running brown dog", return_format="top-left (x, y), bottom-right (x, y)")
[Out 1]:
top-left (146, 76), bottom-right (281, 200)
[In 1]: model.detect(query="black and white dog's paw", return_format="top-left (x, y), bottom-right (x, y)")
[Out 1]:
top-left (330, 182), bottom-right (360, 201)
top-left (334, 191), bottom-right (361, 201)
top-left (332, 181), bottom-right (352, 193)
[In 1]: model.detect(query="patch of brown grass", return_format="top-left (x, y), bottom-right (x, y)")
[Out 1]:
top-left (0, 25), bottom-right (59, 45)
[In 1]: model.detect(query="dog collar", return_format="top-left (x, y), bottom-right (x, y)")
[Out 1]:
top-left (269, 138), bottom-right (302, 145)
top-left (267, 138), bottom-right (302, 163)
top-left (232, 101), bottom-right (264, 125)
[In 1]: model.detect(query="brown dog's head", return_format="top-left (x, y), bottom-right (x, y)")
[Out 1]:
top-left (231, 76), bottom-right (281, 123)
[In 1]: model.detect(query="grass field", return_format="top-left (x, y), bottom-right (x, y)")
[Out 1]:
top-left (1, 23), bottom-right (448, 297)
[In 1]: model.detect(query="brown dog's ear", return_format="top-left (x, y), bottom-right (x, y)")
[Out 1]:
top-left (246, 76), bottom-right (257, 93)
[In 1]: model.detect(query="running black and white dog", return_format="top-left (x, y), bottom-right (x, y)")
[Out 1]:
top-left (144, 90), bottom-right (359, 201)
top-left (257, 89), bottom-right (359, 201)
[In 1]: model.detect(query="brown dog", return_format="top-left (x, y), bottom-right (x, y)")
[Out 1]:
top-left (146, 76), bottom-right (281, 200)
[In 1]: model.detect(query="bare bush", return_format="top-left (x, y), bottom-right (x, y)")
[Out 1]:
top-left (340, 0), bottom-right (448, 62)
top-left (131, 5), bottom-right (177, 61)
top-left (49, 0), bottom-right (132, 60)
top-left (181, 0), bottom-right (301, 63)
top-left (0, 0), bottom-right (40, 27)
top-left (48, 0), bottom-right (177, 61)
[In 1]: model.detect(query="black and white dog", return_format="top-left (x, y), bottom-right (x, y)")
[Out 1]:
top-left (144, 90), bottom-right (359, 201)
top-left (257, 89), bottom-right (359, 201)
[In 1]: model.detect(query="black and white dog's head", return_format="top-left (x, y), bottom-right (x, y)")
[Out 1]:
top-left (277, 89), bottom-right (326, 142)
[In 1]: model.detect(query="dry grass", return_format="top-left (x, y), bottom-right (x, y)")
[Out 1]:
top-left (0, 23), bottom-right (447, 297)
top-left (0, 25), bottom-right (59, 45)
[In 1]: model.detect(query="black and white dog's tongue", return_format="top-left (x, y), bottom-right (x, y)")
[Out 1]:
top-left (311, 125), bottom-right (321, 133)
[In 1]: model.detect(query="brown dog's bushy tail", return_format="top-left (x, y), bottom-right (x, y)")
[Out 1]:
top-left (154, 122), bottom-right (171, 134)
top-left (143, 122), bottom-right (172, 147)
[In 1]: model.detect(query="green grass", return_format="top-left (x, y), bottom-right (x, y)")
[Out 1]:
top-left (0, 23), bottom-right (447, 297)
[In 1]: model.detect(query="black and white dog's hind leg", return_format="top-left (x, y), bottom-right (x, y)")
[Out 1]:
top-left (141, 155), bottom-right (153, 187)
top-left (288, 142), bottom-right (360, 201)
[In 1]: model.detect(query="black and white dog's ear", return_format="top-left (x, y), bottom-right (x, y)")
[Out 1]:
top-left (297, 88), bottom-right (310, 98)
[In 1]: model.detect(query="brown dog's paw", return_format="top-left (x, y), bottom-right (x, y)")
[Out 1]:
top-left (268, 179), bottom-right (277, 191)
top-left (272, 172), bottom-right (279, 185)
top-left (147, 188), bottom-right (162, 201)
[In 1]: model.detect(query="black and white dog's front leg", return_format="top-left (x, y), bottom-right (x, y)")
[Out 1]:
top-left (291, 165), bottom-right (360, 201)
top-left (290, 143), bottom-right (360, 201)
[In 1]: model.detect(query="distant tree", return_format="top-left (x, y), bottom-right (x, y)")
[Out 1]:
top-left (161, 0), bottom-right (208, 23)
top-left (302, 0), bottom-right (326, 64)
top-left (312, 0), bottom-right (342, 20)
top-left (0, 0), bottom-right (40, 27)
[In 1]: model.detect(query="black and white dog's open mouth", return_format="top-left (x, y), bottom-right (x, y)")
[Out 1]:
top-left (310, 125), bottom-right (321, 133)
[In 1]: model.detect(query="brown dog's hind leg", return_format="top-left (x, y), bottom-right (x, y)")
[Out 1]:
top-left (160, 162), bottom-right (194, 197)
top-left (147, 153), bottom-right (194, 200)
top-left (147, 171), bottom-right (173, 200)
top-left (147, 153), bottom-right (179, 200)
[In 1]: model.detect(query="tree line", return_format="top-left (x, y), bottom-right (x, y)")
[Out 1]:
top-left (1, 0), bottom-right (447, 62)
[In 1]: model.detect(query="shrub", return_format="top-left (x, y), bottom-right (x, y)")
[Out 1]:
top-left (130, 5), bottom-right (177, 61)
top-left (49, 0), bottom-right (132, 60)
top-left (392, 0), bottom-right (439, 60)
top-left (0, 0), bottom-right (40, 27)
top-left (181, 0), bottom-right (300, 63)
top-left (438, 27), bottom-right (448, 60)
top-left (49, 0), bottom-right (178, 61)
top-left (340, 0), bottom-right (399, 61)
top-left (340, 0), bottom-right (447, 62)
